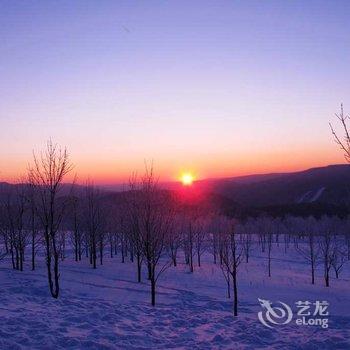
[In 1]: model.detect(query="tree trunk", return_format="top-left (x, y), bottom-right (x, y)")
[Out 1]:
top-left (190, 251), bottom-right (194, 273)
top-left (151, 278), bottom-right (156, 306)
top-left (147, 262), bottom-right (152, 280)
top-left (92, 242), bottom-right (97, 269)
top-left (130, 245), bottom-right (134, 262)
top-left (10, 243), bottom-right (15, 269)
top-left (53, 252), bottom-right (59, 298)
top-left (75, 236), bottom-right (78, 262)
top-left (19, 248), bottom-right (23, 271)
top-left (5, 237), bottom-right (9, 253)
top-left (121, 243), bottom-right (125, 263)
top-left (45, 233), bottom-right (59, 298)
top-left (137, 253), bottom-right (142, 283)
top-left (99, 240), bottom-right (103, 265)
top-left (325, 273), bottom-right (329, 287)
top-left (233, 273), bottom-right (238, 316)
top-left (227, 275), bottom-right (231, 298)
top-left (31, 230), bottom-right (36, 270)
top-left (325, 264), bottom-right (329, 287)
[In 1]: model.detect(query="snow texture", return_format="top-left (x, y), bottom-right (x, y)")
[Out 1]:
top-left (0, 243), bottom-right (349, 349)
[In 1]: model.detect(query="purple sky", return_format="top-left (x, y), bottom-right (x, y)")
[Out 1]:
top-left (1, 1), bottom-right (349, 182)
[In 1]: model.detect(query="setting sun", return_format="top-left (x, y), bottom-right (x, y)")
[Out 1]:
top-left (181, 173), bottom-right (194, 186)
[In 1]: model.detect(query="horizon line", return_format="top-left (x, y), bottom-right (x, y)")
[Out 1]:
top-left (2, 163), bottom-right (348, 187)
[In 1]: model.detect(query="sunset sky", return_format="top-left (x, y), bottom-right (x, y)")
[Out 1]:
top-left (1, 1), bottom-right (350, 184)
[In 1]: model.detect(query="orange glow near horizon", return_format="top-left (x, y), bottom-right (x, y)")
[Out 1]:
top-left (0, 144), bottom-right (346, 185)
top-left (181, 173), bottom-right (194, 186)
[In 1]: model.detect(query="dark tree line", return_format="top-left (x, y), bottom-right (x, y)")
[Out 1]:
top-left (0, 138), bottom-right (350, 316)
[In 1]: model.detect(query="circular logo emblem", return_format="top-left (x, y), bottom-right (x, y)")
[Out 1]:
top-left (258, 298), bottom-right (293, 328)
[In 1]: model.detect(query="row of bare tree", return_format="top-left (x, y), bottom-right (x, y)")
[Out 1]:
top-left (0, 141), bottom-right (349, 316)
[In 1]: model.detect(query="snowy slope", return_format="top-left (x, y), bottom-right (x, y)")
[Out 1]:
top-left (297, 187), bottom-right (326, 203)
top-left (0, 243), bottom-right (349, 349)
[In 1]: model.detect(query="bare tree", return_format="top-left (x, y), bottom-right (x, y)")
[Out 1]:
top-left (28, 140), bottom-right (73, 298)
top-left (0, 199), bottom-right (9, 256)
top-left (217, 216), bottom-right (232, 299)
top-left (344, 217), bottom-right (350, 260)
top-left (237, 220), bottom-right (254, 263)
top-left (193, 216), bottom-right (207, 268)
top-left (166, 215), bottom-right (182, 267)
top-left (58, 230), bottom-right (67, 261)
top-left (4, 182), bottom-right (27, 271)
top-left (181, 209), bottom-right (206, 272)
top-left (295, 217), bottom-right (319, 284)
top-left (83, 181), bottom-right (104, 269)
top-left (69, 186), bottom-right (83, 262)
top-left (220, 217), bottom-right (243, 316)
top-left (258, 225), bottom-right (266, 253)
top-left (209, 216), bottom-right (220, 264)
top-left (330, 104), bottom-right (350, 162)
top-left (331, 233), bottom-right (346, 279)
top-left (0, 225), bottom-right (6, 262)
top-left (26, 182), bottom-right (41, 270)
top-left (0, 250), bottom-right (6, 262)
top-left (256, 217), bottom-right (274, 277)
top-left (0, 208), bottom-right (8, 262)
top-left (107, 231), bottom-right (116, 258)
top-left (220, 241), bottom-right (231, 299)
top-left (183, 214), bottom-right (195, 273)
top-left (318, 216), bottom-right (337, 287)
top-left (137, 165), bottom-right (174, 306)
top-left (119, 225), bottom-right (128, 264)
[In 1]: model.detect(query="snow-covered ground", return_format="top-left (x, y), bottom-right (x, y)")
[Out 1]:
top-left (0, 243), bottom-right (349, 349)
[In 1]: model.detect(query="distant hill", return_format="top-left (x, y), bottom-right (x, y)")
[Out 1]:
top-left (194, 164), bottom-right (350, 209)
top-left (1, 164), bottom-right (350, 218)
